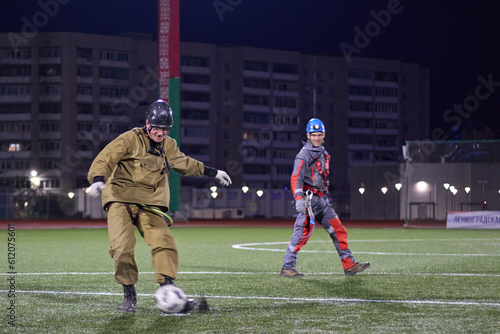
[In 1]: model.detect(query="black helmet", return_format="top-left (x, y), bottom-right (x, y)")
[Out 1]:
top-left (146, 99), bottom-right (173, 128)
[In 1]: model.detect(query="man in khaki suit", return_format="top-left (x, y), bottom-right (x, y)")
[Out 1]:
top-left (87, 99), bottom-right (231, 313)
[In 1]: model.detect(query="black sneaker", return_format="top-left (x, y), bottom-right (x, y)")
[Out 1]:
top-left (118, 284), bottom-right (137, 313)
top-left (344, 262), bottom-right (370, 276)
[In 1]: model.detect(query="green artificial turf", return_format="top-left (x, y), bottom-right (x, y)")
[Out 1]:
top-left (2, 226), bottom-right (499, 333)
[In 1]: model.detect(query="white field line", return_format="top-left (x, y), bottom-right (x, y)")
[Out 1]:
top-left (1, 289), bottom-right (499, 307)
top-left (232, 240), bottom-right (500, 256)
top-left (1, 271), bottom-right (500, 277)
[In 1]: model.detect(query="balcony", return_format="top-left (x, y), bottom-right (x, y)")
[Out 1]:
top-left (242, 87), bottom-right (271, 95)
top-left (0, 151), bottom-right (31, 159)
top-left (1, 114), bottom-right (31, 121)
top-left (76, 95), bottom-right (93, 103)
top-left (272, 73), bottom-right (299, 81)
top-left (242, 104), bottom-right (270, 113)
top-left (38, 151), bottom-right (61, 159)
top-left (39, 57), bottom-right (61, 64)
top-left (39, 95), bottom-right (62, 103)
top-left (0, 76), bottom-right (30, 84)
top-left (181, 66), bottom-right (210, 75)
top-left (273, 90), bottom-right (299, 98)
top-left (181, 101), bottom-right (210, 109)
top-left (39, 76), bottom-right (61, 83)
top-left (374, 128), bottom-right (398, 135)
top-left (348, 128), bottom-right (373, 135)
top-left (348, 77), bottom-right (373, 86)
top-left (98, 60), bottom-right (129, 68)
top-left (348, 95), bottom-right (373, 102)
top-left (243, 174), bottom-right (271, 181)
top-left (348, 143), bottom-right (373, 151)
top-left (1, 95), bottom-right (31, 103)
top-left (76, 77), bottom-right (93, 84)
top-left (374, 111), bottom-right (398, 119)
top-left (349, 111), bottom-right (373, 118)
top-left (39, 114), bottom-right (62, 121)
top-left (243, 70), bottom-right (271, 79)
top-left (0, 132), bottom-right (28, 140)
top-left (39, 132), bottom-right (61, 140)
top-left (181, 83), bottom-right (210, 92)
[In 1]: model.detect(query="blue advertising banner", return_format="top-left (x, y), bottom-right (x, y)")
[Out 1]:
top-left (446, 211), bottom-right (500, 229)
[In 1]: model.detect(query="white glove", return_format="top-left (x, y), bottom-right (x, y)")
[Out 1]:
top-left (86, 181), bottom-right (105, 197)
top-left (215, 170), bottom-right (232, 187)
top-left (295, 198), bottom-right (306, 215)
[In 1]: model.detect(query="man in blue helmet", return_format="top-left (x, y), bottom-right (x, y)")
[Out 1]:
top-left (280, 118), bottom-right (370, 277)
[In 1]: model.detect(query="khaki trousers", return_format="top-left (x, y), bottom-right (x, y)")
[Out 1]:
top-left (106, 202), bottom-right (178, 285)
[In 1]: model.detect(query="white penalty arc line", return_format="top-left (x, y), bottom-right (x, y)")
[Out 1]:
top-left (2, 289), bottom-right (499, 307)
top-left (232, 240), bottom-right (500, 256)
top-left (2, 271), bottom-right (500, 277)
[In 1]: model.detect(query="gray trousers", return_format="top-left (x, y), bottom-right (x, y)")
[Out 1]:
top-left (282, 195), bottom-right (356, 271)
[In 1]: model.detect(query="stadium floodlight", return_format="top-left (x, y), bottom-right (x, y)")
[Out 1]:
top-left (416, 181), bottom-right (428, 192)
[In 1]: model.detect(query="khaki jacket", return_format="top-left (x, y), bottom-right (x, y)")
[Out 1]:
top-left (88, 127), bottom-right (204, 210)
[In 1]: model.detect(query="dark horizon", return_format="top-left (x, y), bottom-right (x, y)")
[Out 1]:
top-left (2, 0), bottom-right (500, 139)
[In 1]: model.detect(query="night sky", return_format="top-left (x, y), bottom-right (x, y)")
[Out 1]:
top-left (2, 0), bottom-right (500, 139)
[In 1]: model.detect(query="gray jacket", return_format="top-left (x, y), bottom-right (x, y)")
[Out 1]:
top-left (291, 139), bottom-right (330, 200)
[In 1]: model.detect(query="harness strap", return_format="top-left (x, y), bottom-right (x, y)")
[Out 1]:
top-left (308, 152), bottom-right (330, 193)
top-left (124, 203), bottom-right (142, 226)
top-left (303, 184), bottom-right (326, 197)
top-left (138, 204), bottom-right (174, 226)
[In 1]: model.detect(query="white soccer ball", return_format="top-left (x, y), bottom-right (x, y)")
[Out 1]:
top-left (154, 284), bottom-right (187, 313)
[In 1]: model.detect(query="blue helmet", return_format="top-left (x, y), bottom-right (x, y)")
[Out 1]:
top-left (306, 118), bottom-right (325, 133)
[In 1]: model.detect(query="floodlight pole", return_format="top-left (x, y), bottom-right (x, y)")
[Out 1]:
top-left (403, 144), bottom-right (410, 227)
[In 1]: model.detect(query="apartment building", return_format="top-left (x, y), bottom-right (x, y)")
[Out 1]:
top-left (0, 32), bottom-right (429, 217)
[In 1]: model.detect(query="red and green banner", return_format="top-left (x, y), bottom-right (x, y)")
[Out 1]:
top-left (158, 0), bottom-right (181, 212)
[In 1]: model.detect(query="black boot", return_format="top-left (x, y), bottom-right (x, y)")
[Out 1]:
top-left (159, 275), bottom-right (175, 287)
top-left (118, 284), bottom-right (137, 313)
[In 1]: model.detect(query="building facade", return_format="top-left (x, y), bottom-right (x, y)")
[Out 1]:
top-left (0, 32), bottom-right (429, 218)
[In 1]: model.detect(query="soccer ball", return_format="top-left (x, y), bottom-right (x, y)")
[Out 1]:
top-left (154, 284), bottom-right (187, 313)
